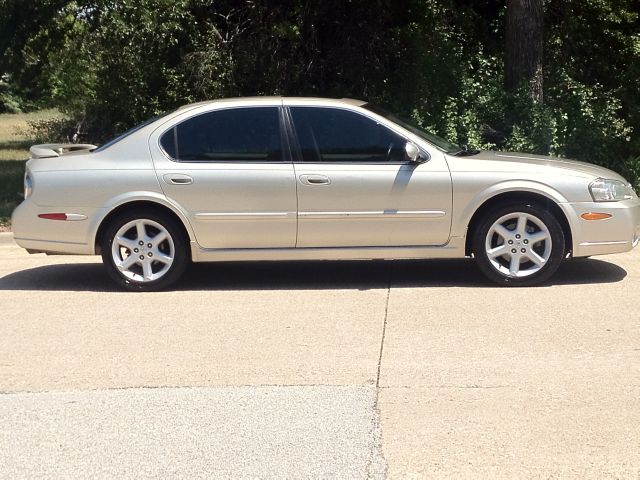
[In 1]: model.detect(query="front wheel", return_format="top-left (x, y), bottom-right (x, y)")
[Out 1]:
top-left (101, 210), bottom-right (189, 291)
top-left (472, 204), bottom-right (565, 286)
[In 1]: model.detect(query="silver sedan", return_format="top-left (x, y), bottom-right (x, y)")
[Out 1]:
top-left (11, 97), bottom-right (640, 290)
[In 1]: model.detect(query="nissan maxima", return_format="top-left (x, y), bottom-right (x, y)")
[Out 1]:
top-left (11, 97), bottom-right (640, 290)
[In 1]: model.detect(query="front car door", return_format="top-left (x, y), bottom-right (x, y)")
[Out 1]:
top-left (286, 101), bottom-right (453, 248)
top-left (149, 101), bottom-right (297, 249)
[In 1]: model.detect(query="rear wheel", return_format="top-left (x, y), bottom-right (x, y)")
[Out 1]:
top-left (101, 210), bottom-right (189, 291)
top-left (473, 203), bottom-right (565, 286)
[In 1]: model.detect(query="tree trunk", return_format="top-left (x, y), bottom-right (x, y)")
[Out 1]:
top-left (505, 0), bottom-right (544, 102)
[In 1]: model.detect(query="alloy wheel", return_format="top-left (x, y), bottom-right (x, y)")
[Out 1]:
top-left (111, 219), bottom-right (175, 282)
top-left (484, 212), bottom-right (552, 278)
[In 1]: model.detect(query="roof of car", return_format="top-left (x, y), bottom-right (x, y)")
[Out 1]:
top-left (177, 97), bottom-right (368, 110)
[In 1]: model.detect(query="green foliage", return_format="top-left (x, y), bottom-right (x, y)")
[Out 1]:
top-left (0, 0), bottom-right (70, 109)
top-left (543, 0), bottom-right (639, 182)
top-left (0, 80), bottom-right (22, 113)
top-left (616, 155), bottom-right (640, 192)
top-left (547, 72), bottom-right (633, 162)
top-left (27, 117), bottom-right (79, 144)
top-left (52, 0), bottom-right (215, 141)
top-left (504, 94), bottom-right (558, 155)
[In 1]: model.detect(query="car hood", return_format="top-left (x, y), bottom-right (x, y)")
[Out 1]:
top-left (459, 151), bottom-right (627, 181)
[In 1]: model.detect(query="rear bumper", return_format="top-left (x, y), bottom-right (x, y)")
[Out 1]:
top-left (563, 198), bottom-right (640, 257)
top-left (11, 200), bottom-right (97, 255)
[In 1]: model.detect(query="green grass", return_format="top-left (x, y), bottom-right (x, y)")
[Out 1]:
top-left (0, 109), bottom-right (62, 161)
top-left (0, 110), bottom-right (62, 227)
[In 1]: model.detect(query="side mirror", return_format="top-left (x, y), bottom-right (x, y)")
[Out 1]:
top-left (405, 142), bottom-right (425, 163)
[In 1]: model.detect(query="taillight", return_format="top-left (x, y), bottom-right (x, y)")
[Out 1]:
top-left (24, 172), bottom-right (33, 199)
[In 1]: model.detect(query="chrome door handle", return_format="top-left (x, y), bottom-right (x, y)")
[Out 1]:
top-left (299, 174), bottom-right (330, 186)
top-left (163, 174), bottom-right (193, 185)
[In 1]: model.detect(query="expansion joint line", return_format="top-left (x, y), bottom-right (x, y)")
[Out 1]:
top-left (365, 263), bottom-right (393, 479)
top-left (376, 263), bottom-right (392, 388)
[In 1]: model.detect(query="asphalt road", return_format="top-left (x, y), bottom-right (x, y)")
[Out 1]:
top-left (1, 232), bottom-right (639, 479)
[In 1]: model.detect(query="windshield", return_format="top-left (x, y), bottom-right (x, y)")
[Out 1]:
top-left (362, 103), bottom-right (462, 154)
top-left (94, 110), bottom-right (175, 152)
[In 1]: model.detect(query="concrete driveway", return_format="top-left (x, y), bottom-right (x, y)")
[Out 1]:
top-left (1, 232), bottom-right (639, 479)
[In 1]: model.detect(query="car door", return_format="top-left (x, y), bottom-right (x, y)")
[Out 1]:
top-left (149, 104), bottom-right (297, 249)
top-left (287, 104), bottom-right (453, 248)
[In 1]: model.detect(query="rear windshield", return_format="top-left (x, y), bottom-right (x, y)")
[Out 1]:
top-left (94, 110), bottom-right (175, 152)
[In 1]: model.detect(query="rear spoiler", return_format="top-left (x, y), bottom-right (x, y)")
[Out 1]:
top-left (30, 143), bottom-right (97, 159)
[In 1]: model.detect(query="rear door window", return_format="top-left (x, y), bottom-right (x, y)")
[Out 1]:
top-left (161, 107), bottom-right (282, 162)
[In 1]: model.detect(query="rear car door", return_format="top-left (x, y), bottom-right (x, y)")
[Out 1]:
top-left (287, 104), bottom-right (453, 247)
top-left (149, 103), bottom-right (297, 249)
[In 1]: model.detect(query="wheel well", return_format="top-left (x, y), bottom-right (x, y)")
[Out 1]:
top-left (94, 201), bottom-right (191, 256)
top-left (464, 192), bottom-right (573, 257)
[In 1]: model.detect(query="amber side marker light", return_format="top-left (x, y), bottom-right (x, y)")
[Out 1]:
top-left (581, 212), bottom-right (613, 221)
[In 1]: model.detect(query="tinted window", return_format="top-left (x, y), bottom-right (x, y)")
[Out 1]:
top-left (161, 107), bottom-right (282, 162)
top-left (363, 103), bottom-right (461, 153)
top-left (290, 107), bottom-right (406, 163)
top-left (96, 110), bottom-right (176, 153)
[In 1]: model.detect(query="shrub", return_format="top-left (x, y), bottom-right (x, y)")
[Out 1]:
top-left (0, 80), bottom-right (22, 114)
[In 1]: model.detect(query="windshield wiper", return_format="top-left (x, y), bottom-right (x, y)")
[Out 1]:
top-left (453, 145), bottom-right (481, 157)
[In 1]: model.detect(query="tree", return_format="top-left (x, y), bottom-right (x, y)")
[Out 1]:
top-left (505, 0), bottom-right (544, 102)
top-left (0, 0), bottom-right (71, 108)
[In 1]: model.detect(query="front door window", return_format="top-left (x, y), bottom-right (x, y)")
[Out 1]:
top-left (290, 107), bottom-right (406, 163)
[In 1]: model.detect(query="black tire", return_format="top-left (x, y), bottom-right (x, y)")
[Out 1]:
top-left (472, 203), bottom-right (565, 287)
top-left (100, 209), bottom-right (189, 291)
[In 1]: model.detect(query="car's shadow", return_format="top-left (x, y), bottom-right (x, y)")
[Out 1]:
top-left (0, 258), bottom-right (628, 292)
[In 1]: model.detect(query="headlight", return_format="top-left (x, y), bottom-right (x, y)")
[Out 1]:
top-left (24, 172), bottom-right (33, 199)
top-left (589, 178), bottom-right (635, 202)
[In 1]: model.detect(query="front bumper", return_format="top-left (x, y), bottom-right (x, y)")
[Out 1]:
top-left (563, 198), bottom-right (640, 257)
